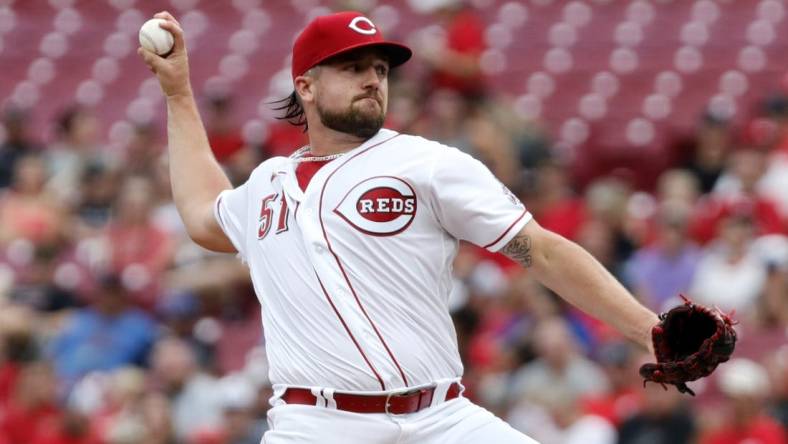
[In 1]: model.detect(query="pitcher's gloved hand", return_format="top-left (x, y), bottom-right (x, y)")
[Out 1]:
top-left (639, 294), bottom-right (737, 396)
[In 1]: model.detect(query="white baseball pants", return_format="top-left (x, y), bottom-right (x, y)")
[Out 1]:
top-left (262, 396), bottom-right (539, 444)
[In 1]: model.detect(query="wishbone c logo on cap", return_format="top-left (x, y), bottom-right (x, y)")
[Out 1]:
top-left (348, 16), bottom-right (377, 35)
top-left (291, 11), bottom-right (412, 79)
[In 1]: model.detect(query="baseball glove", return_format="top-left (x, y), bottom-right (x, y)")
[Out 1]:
top-left (639, 294), bottom-right (737, 396)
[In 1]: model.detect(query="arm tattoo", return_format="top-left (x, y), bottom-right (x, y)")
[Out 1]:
top-left (502, 234), bottom-right (533, 268)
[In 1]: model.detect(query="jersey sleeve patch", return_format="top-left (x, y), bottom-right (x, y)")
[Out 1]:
top-left (429, 146), bottom-right (532, 250)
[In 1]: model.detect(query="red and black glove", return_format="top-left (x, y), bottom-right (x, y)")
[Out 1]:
top-left (639, 295), bottom-right (737, 396)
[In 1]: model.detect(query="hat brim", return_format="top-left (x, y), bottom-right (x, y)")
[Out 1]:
top-left (309, 41), bottom-right (413, 74)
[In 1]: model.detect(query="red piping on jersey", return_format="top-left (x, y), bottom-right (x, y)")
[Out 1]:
top-left (215, 195), bottom-right (226, 229)
top-left (215, 195), bottom-right (235, 248)
top-left (482, 208), bottom-right (529, 249)
top-left (314, 270), bottom-right (386, 390)
top-left (318, 133), bottom-right (410, 388)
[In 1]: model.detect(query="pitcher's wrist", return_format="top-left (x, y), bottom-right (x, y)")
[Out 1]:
top-left (165, 86), bottom-right (195, 103)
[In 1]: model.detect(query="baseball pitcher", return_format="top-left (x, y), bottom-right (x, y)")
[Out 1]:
top-left (138, 10), bottom-right (735, 444)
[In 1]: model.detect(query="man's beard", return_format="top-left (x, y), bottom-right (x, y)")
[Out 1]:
top-left (317, 98), bottom-right (385, 139)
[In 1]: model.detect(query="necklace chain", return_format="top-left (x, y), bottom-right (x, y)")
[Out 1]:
top-left (291, 146), bottom-right (348, 163)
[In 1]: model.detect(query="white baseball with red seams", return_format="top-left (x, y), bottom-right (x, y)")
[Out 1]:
top-left (139, 18), bottom-right (174, 56)
top-left (214, 128), bottom-right (531, 398)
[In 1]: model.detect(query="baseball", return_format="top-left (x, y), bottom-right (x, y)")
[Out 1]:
top-left (139, 18), bottom-right (174, 56)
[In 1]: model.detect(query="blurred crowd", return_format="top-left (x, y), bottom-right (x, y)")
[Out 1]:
top-left (1, 1), bottom-right (788, 444)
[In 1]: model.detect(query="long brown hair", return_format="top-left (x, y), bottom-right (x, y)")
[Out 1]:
top-left (270, 91), bottom-right (307, 132)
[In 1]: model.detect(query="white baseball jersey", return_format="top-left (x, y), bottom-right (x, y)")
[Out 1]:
top-left (214, 128), bottom-right (532, 393)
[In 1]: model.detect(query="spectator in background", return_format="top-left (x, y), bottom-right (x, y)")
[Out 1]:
top-left (754, 235), bottom-right (788, 328)
top-left (713, 146), bottom-right (771, 203)
top-left (382, 78), bottom-right (423, 132)
top-left (0, 304), bottom-right (39, 407)
top-left (0, 106), bottom-right (39, 189)
top-left (156, 290), bottom-right (200, 341)
top-left (411, 87), bottom-right (473, 151)
top-left (122, 124), bottom-right (162, 177)
top-left (411, 0), bottom-right (486, 99)
top-left (205, 94), bottom-right (244, 164)
top-left (259, 119), bottom-right (308, 159)
top-left (583, 178), bottom-right (637, 274)
top-left (626, 200), bottom-right (701, 311)
top-left (150, 337), bottom-right (224, 442)
top-left (514, 123), bottom-right (552, 173)
top-left (529, 159), bottom-right (587, 241)
top-left (463, 275), bottom-right (538, 414)
top-left (217, 374), bottom-right (268, 444)
top-left (510, 384), bottom-right (616, 444)
top-left (510, 317), bottom-right (609, 407)
top-left (103, 176), bottom-right (174, 308)
top-left (466, 109), bottom-right (521, 189)
top-left (0, 153), bottom-right (65, 248)
top-left (546, 388), bottom-right (617, 444)
top-left (9, 242), bottom-right (78, 312)
top-left (45, 106), bottom-right (115, 208)
top-left (74, 163), bottom-right (119, 237)
top-left (690, 203), bottom-right (768, 315)
top-left (617, 381), bottom-right (696, 444)
top-left (761, 157), bottom-right (788, 220)
top-left (583, 341), bottom-right (645, 427)
top-left (656, 169), bottom-right (701, 209)
top-left (93, 367), bottom-right (148, 444)
top-left (701, 358), bottom-right (786, 444)
top-left (760, 147), bottom-right (788, 222)
top-left (48, 275), bottom-right (156, 388)
top-left (139, 391), bottom-right (178, 444)
top-left (576, 219), bottom-right (619, 277)
top-left (683, 113), bottom-right (732, 194)
top-left (0, 361), bottom-right (62, 443)
top-left (204, 93), bottom-right (259, 186)
top-left (751, 95), bottom-right (788, 219)
top-left (695, 147), bottom-right (786, 242)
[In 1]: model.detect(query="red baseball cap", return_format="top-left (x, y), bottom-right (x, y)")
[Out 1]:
top-left (291, 11), bottom-right (412, 79)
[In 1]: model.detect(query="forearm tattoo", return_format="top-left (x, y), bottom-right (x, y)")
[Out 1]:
top-left (502, 234), bottom-right (533, 268)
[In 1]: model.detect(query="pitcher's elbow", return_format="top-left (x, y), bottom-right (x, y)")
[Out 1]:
top-left (188, 229), bottom-right (236, 253)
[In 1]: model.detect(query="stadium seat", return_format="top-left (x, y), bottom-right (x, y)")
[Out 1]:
top-left (1, 0), bottom-right (787, 166)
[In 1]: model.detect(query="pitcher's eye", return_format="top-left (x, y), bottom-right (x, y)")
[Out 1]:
top-left (342, 63), bottom-right (359, 72)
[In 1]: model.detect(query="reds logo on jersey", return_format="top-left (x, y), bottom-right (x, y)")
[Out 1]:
top-left (334, 176), bottom-right (417, 236)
